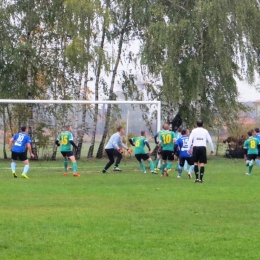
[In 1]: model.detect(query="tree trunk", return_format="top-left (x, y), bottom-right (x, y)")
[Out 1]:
top-left (87, 7), bottom-right (107, 158)
top-left (2, 105), bottom-right (7, 159)
top-left (96, 8), bottom-right (130, 158)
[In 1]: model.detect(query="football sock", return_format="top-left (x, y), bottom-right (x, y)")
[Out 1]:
top-left (139, 162), bottom-right (146, 172)
top-left (249, 165), bottom-right (253, 174)
top-left (64, 160), bottom-right (68, 172)
top-left (189, 165), bottom-right (194, 173)
top-left (200, 166), bottom-right (205, 181)
top-left (161, 163), bottom-right (166, 174)
top-left (194, 165), bottom-right (199, 179)
top-left (178, 165), bottom-right (183, 176)
top-left (72, 162), bottom-right (77, 173)
top-left (155, 158), bottom-right (159, 168)
top-left (22, 165), bottom-right (29, 174)
top-left (157, 160), bottom-right (161, 169)
top-left (184, 161), bottom-right (188, 171)
top-left (246, 161), bottom-right (249, 167)
top-left (166, 162), bottom-right (173, 170)
top-left (149, 161), bottom-right (155, 171)
top-left (11, 162), bottom-right (16, 172)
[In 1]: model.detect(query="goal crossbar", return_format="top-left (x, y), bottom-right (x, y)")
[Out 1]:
top-left (0, 99), bottom-right (161, 132)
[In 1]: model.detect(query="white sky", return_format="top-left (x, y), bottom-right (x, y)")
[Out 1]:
top-left (237, 80), bottom-right (260, 102)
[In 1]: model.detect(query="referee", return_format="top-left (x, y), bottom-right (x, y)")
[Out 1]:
top-left (102, 126), bottom-right (131, 173)
top-left (187, 120), bottom-right (214, 183)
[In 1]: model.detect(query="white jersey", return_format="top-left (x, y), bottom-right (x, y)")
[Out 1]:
top-left (187, 127), bottom-right (214, 152)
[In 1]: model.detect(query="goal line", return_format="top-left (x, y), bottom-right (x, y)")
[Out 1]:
top-left (0, 99), bottom-right (162, 132)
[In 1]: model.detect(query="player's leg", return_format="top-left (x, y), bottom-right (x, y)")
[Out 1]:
top-left (135, 154), bottom-right (146, 173)
top-left (114, 149), bottom-right (123, 171)
top-left (177, 158), bottom-right (185, 178)
top-left (21, 152), bottom-right (30, 179)
top-left (11, 152), bottom-right (18, 178)
top-left (146, 156), bottom-right (156, 173)
top-left (61, 152), bottom-right (69, 175)
top-left (161, 151), bottom-right (167, 177)
top-left (193, 147), bottom-right (200, 182)
top-left (103, 149), bottom-right (115, 173)
top-left (155, 152), bottom-right (162, 170)
top-left (166, 151), bottom-right (174, 172)
top-left (246, 154), bottom-right (257, 175)
top-left (199, 147), bottom-right (207, 182)
top-left (68, 153), bottom-right (80, 177)
top-left (187, 157), bottom-right (194, 179)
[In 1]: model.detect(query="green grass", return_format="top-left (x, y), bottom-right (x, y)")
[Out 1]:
top-left (0, 157), bottom-right (260, 260)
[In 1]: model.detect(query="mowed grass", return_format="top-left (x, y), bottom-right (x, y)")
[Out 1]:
top-left (0, 157), bottom-right (260, 260)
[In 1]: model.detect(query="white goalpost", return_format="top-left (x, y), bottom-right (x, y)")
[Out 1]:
top-left (0, 100), bottom-right (162, 132)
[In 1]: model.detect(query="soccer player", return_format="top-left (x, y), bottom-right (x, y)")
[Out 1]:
top-left (159, 124), bottom-right (177, 177)
top-left (154, 126), bottom-right (165, 170)
top-left (129, 131), bottom-right (157, 174)
top-left (187, 120), bottom-right (214, 183)
top-left (9, 126), bottom-right (35, 179)
top-left (56, 125), bottom-right (80, 177)
top-left (102, 126), bottom-right (132, 173)
top-left (176, 129), bottom-right (194, 179)
top-left (244, 130), bottom-right (260, 175)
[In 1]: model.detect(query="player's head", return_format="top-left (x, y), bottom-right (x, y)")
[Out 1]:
top-left (197, 120), bottom-right (203, 127)
top-left (254, 128), bottom-right (260, 134)
top-left (178, 127), bottom-right (182, 133)
top-left (66, 125), bottom-right (72, 132)
top-left (186, 129), bottom-right (190, 136)
top-left (141, 131), bottom-right (146, 137)
top-left (117, 125), bottom-right (124, 135)
top-left (164, 124), bottom-right (169, 130)
top-left (181, 129), bottom-right (187, 135)
top-left (248, 130), bottom-right (253, 137)
top-left (21, 126), bottom-right (27, 133)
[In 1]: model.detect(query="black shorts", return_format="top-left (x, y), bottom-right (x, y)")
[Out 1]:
top-left (135, 154), bottom-right (150, 162)
top-left (162, 150), bottom-right (174, 161)
top-left (179, 157), bottom-right (194, 167)
top-left (11, 151), bottom-right (27, 161)
top-left (193, 146), bottom-right (207, 164)
top-left (247, 154), bottom-right (258, 161)
top-left (61, 151), bottom-right (74, 158)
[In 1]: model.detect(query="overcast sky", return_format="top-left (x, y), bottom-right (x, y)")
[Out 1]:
top-left (237, 80), bottom-right (260, 102)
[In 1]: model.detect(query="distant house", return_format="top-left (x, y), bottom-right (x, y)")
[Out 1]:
top-left (240, 100), bottom-right (260, 126)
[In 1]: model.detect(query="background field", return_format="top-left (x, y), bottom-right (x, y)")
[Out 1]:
top-left (1, 157), bottom-right (260, 260)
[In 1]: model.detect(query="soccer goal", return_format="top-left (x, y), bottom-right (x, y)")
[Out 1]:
top-left (0, 99), bottom-right (161, 160)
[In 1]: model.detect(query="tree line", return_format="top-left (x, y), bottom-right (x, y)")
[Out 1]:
top-left (0, 0), bottom-right (259, 159)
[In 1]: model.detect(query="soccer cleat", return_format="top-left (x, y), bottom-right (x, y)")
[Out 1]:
top-left (144, 171), bottom-right (147, 174)
top-left (249, 160), bottom-right (254, 167)
top-left (199, 180), bottom-right (203, 183)
top-left (155, 168), bottom-right (160, 171)
top-left (164, 168), bottom-right (169, 177)
top-left (12, 172), bottom-right (17, 178)
top-left (113, 167), bottom-right (122, 172)
top-left (151, 171), bottom-right (157, 174)
top-left (245, 173), bottom-right (251, 176)
top-left (168, 169), bottom-right (172, 172)
top-left (188, 173), bottom-right (192, 179)
top-left (102, 169), bottom-right (107, 174)
top-left (160, 174), bottom-right (164, 178)
top-left (21, 173), bottom-right (29, 179)
top-left (194, 179), bottom-right (200, 183)
top-left (64, 172), bottom-right (68, 176)
top-left (73, 173), bottom-right (80, 177)
top-left (177, 175), bottom-right (181, 179)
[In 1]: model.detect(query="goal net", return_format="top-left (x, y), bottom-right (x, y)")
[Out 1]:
top-left (0, 100), bottom-right (161, 160)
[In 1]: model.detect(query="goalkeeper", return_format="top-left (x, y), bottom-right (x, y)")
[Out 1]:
top-left (102, 126), bottom-right (132, 173)
top-left (55, 125), bottom-right (80, 177)
top-left (129, 131), bottom-right (157, 174)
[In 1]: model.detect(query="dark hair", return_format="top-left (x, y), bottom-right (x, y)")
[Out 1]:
top-left (178, 127), bottom-right (182, 132)
top-left (21, 126), bottom-right (27, 132)
top-left (141, 131), bottom-right (145, 136)
top-left (248, 130), bottom-right (253, 137)
top-left (181, 129), bottom-right (187, 135)
top-left (197, 120), bottom-right (203, 127)
top-left (117, 125), bottom-right (123, 131)
top-left (255, 128), bottom-right (260, 133)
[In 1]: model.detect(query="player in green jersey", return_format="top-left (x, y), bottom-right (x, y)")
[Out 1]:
top-left (55, 125), bottom-right (80, 177)
top-left (129, 131), bottom-right (157, 174)
top-left (154, 126), bottom-right (165, 170)
top-left (244, 130), bottom-right (260, 176)
top-left (159, 124), bottom-right (177, 177)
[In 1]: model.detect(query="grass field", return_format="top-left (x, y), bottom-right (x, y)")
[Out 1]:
top-left (1, 156), bottom-right (260, 260)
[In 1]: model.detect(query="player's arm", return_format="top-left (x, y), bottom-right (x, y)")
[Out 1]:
top-left (26, 143), bottom-right (35, 158)
top-left (144, 140), bottom-right (151, 153)
top-left (69, 140), bottom-right (78, 149)
top-left (206, 131), bottom-right (214, 154)
top-left (115, 135), bottom-right (131, 153)
top-left (187, 132), bottom-right (194, 151)
top-left (154, 133), bottom-right (159, 144)
top-left (55, 134), bottom-right (61, 146)
top-left (9, 137), bottom-right (14, 150)
top-left (129, 138), bottom-right (135, 146)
